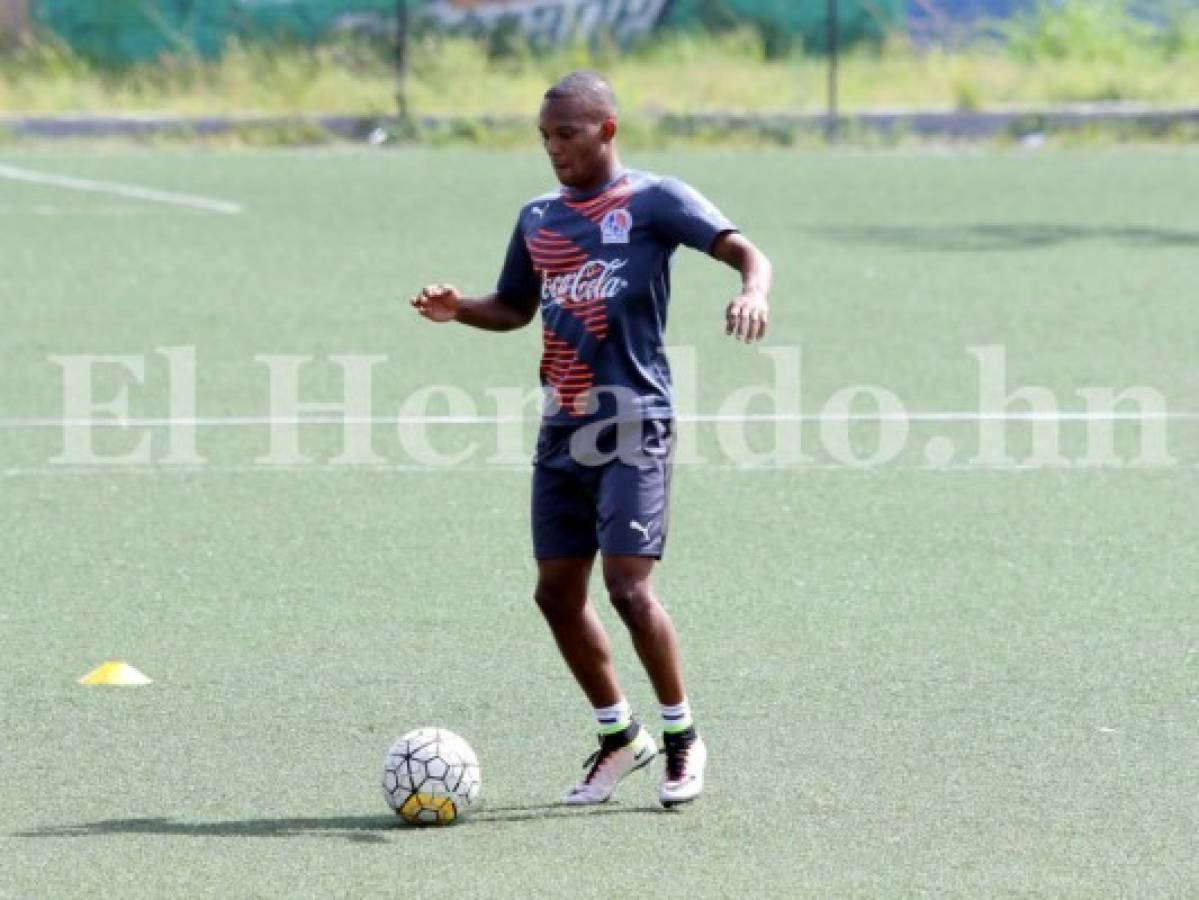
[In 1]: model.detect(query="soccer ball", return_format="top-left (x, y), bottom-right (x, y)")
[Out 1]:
top-left (382, 727), bottom-right (481, 825)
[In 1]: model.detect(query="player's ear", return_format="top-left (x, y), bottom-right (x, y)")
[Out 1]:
top-left (600, 118), bottom-right (617, 142)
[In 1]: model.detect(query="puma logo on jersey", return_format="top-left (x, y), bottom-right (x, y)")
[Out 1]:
top-left (629, 520), bottom-right (652, 541)
top-left (531, 205), bottom-right (547, 218)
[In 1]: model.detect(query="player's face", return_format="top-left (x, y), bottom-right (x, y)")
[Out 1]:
top-left (538, 96), bottom-right (615, 191)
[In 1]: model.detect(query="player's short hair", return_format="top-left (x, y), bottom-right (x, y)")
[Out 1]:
top-left (543, 71), bottom-right (618, 121)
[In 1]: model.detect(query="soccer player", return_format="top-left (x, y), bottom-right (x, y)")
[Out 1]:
top-left (410, 71), bottom-right (772, 807)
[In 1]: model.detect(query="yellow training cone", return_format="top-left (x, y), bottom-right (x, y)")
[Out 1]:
top-left (78, 661), bottom-right (153, 686)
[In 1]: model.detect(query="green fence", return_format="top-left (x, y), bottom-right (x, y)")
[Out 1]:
top-left (31, 0), bottom-right (905, 64)
top-left (31, 0), bottom-right (395, 61)
top-left (665, 0), bottom-right (902, 53)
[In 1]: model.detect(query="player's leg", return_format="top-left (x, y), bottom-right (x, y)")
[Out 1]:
top-left (595, 418), bottom-right (688, 707)
top-left (601, 555), bottom-right (686, 706)
top-left (602, 554), bottom-right (706, 807)
top-left (532, 434), bottom-right (655, 805)
top-left (596, 420), bottom-right (706, 807)
top-left (533, 556), bottom-right (620, 709)
top-left (534, 556), bottom-right (655, 805)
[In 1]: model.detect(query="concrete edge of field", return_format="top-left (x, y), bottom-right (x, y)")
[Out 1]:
top-left (3, 102), bottom-right (1199, 141)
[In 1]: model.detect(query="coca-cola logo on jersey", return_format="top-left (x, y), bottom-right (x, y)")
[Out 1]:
top-left (542, 259), bottom-right (630, 306)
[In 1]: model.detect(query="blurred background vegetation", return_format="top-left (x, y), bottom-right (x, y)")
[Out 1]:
top-left (0, 1), bottom-right (1196, 136)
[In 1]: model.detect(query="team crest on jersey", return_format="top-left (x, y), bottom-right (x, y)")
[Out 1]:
top-left (600, 208), bottom-right (633, 244)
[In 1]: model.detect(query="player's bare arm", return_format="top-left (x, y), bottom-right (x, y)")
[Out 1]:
top-left (712, 232), bottom-right (773, 343)
top-left (410, 283), bottom-right (536, 332)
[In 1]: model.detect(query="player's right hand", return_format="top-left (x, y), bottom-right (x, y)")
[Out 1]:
top-left (410, 283), bottom-right (461, 323)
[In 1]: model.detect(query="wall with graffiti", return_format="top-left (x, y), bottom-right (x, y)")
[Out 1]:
top-left (28, 0), bottom-right (906, 65)
top-left (425, 0), bottom-right (669, 48)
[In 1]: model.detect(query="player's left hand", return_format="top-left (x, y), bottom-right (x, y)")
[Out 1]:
top-left (725, 294), bottom-right (769, 342)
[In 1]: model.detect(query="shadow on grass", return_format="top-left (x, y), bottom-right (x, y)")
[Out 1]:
top-left (814, 223), bottom-right (1199, 252)
top-left (11, 803), bottom-right (674, 843)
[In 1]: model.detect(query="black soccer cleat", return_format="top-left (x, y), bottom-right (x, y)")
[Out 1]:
top-left (659, 726), bottom-right (706, 808)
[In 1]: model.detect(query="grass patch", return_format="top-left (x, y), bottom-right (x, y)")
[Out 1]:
top-left (1, 147), bottom-right (1198, 897)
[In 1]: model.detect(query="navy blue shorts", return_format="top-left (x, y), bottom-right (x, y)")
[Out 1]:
top-left (531, 419), bottom-right (675, 560)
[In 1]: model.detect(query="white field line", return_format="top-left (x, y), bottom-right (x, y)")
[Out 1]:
top-left (0, 411), bottom-right (1197, 429)
top-left (0, 203), bottom-right (155, 216)
top-left (2, 461), bottom-right (1193, 479)
top-left (0, 163), bottom-right (243, 215)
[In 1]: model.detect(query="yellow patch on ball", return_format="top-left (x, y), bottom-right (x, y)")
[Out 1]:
top-left (398, 792), bottom-right (458, 826)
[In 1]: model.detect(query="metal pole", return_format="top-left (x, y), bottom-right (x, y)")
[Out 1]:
top-left (396, 0), bottom-right (412, 129)
top-left (826, 0), bottom-right (839, 144)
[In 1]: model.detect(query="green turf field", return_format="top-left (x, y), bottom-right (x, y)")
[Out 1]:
top-left (2, 147), bottom-right (1197, 897)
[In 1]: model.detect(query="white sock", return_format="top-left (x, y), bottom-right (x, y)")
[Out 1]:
top-left (660, 698), bottom-right (693, 734)
top-left (593, 698), bottom-right (632, 736)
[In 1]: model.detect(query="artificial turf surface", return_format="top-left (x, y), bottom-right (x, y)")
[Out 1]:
top-left (1, 146), bottom-right (1197, 897)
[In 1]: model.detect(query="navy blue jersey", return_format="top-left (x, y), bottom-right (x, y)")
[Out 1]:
top-left (495, 169), bottom-right (736, 427)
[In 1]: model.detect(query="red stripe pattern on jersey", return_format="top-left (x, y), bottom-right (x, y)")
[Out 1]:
top-left (527, 227), bottom-right (610, 338)
top-left (540, 328), bottom-right (594, 417)
top-left (564, 176), bottom-right (635, 225)
top-left (527, 205), bottom-right (630, 415)
top-left (527, 228), bottom-right (588, 274)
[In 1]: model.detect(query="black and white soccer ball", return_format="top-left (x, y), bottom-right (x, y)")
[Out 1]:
top-left (382, 727), bottom-right (481, 825)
